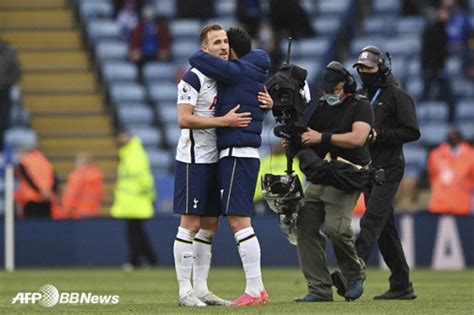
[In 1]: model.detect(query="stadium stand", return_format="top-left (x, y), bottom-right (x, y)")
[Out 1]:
top-left (1, 0), bottom-right (472, 215)
top-left (0, 0), bottom-right (117, 213)
top-left (343, 0), bottom-right (474, 191)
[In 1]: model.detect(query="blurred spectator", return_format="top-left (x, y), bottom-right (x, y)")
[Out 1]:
top-left (427, 130), bottom-right (474, 215)
top-left (353, 194), bottom-right (366, 216)
top-left (113, 0), bottom-right (144, 18)
top-left (129, 5), bottom-right (170, 81)
top-left (14, 145), bottom-right (63, 219)
top-left (0, 39), bottom-right (21, 151)
top-left (177, 0), bottom-right (214, 19)
top-left (237, 0), bottom-right (263, 38)
top-left (111, 131), bottom-right (158, 268)
top-left (116, 0), bottom-right (139, 40)
top-left (442, 0), bottom-right (472, 67)
top-left (421, 5), bottom-right (455, 122)
top-left (466, 31), bottom-right (474, 79)
top-left (257, 22), bottom-right (284, 75)
top-left (62, 152), bottom-right (104, 219)
top-left (269, 0), bottom-right (315, 40)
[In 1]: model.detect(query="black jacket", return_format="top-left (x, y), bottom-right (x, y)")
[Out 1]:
top-left (364, 74), bottom-right (420, 182)
top-left (421, 20), bottom-right (448, 70)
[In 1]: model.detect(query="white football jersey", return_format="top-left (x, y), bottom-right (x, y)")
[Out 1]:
top-left (175, 68), bottom-right (219, 163)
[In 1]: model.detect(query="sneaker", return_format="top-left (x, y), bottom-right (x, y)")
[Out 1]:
top-left (228, 293), bottom-right (263, 307)
top-left (260, 289), bottom-right (269, 304)
top-left (331, 271), bottom-right (346, 298)
top-left (198, 291), bottom-right (230, 306)
top-left (294, 293), bottom-right (333, 302)
top-left (345, 279), bottom-right (364, 301)
top-left (179, 292), bottom-right (207, 307)
top-left (374, 283), bottom-right (417, 300)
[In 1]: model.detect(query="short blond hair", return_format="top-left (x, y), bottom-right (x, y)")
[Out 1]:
top-left (199, 23), bottom-right (224, 45)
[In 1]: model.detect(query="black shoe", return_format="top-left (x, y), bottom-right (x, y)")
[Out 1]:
top-left (331, 271), bottom-right (346, 298)
top-left (345, 279), bottom-right (364, 301)
top-left (374, 283), bottom-right (417, 300)
top-left (294, 293), bottom-right (333, 302)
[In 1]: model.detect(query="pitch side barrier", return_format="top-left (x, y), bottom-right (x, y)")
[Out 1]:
top-left (0, 213), bottom-right (472, 269)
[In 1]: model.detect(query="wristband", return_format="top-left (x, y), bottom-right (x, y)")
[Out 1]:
top-left (321, 132), bottom-right (332, 146)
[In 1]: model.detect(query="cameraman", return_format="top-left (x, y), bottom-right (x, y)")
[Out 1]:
top-left (349, 46), bottom-right (420, 300)
top-left (289, 61), bottom-right (373, 302)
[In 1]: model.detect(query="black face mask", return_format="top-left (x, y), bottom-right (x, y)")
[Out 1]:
top-left (359, 72), bottom-right (380, 89)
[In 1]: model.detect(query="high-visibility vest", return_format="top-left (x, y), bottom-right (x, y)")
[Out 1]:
top-left (15, 150), bottom-right (55, 206)
top-left (111, 137), bottom-right (155, 219)
top-left (428, 142), bottom-right (474, 215)
top-left (62, 164), bottom-right (104, 219)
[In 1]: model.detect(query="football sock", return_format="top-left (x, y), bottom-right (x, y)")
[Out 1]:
top-left (174, 227), bottom-right (195, 297)
top-left (193, 229), bottom-right (215, 297)
top-left (235, 227), bottom-right (264, 297)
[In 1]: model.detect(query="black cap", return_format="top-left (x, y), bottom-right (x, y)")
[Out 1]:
top-left (320, 68), bottom-right (346, 93)
top-left (353, 49), bottom-right (382, 68)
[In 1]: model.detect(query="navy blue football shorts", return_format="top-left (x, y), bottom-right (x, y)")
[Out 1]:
top-left (173, 161), bottom-right (221, 217)
top-left (219, 157), bottom-right (260, 217)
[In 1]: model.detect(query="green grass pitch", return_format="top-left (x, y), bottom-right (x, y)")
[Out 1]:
top-left (0, 268), bottom-right (473, 314)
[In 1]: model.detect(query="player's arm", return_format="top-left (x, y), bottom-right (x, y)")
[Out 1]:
top-left (189, 50), bottom-right (240, 84)
top-left (177, 104), bottom-right (251, 129)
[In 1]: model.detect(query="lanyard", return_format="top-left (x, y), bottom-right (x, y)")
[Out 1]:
top-left (370, 88), bottom-right (381, 107)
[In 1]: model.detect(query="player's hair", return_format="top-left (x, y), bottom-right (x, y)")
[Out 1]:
top-left (199, 23), bottom-right (225, 44)
top-left (227, 27), bottom-right (251, 58)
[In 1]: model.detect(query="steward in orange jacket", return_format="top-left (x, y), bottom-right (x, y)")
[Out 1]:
top-left (428, 131), bottom-right (474, 215)
top-left (14, 147), bottom-right (63, 219)
top-left (62, 153), bottom-right (104, 219)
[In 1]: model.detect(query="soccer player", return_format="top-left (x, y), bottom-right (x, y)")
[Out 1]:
top-left (189, 27), bottom-right (272, 307)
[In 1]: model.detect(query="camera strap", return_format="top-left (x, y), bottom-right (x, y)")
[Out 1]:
top-left (323, 152), bottom-right (364, 170)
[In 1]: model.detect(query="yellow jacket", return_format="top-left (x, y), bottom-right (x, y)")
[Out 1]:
top-left (111, 137), bottom-right (155, 219)
top-left (254, 153), bottom-right (305, 202)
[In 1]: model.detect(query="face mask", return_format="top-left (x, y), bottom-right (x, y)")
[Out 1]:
top-left (325, 90), bottom-right (343, 106)
top-left (359, 72), bottom-right (380, 88)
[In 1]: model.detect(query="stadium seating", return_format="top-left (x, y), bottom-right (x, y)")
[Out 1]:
top-left (101, 61), bottom-right (138, 83)
top-left (110, 83), bottom-right (146, 103)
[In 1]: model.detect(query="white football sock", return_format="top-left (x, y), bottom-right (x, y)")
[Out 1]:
top-left (193, 229), bottom-right (215, 298)
top-left (235, 227), bottom-right (264, 297)
top-left (174, 227), bottom-right (195, 297)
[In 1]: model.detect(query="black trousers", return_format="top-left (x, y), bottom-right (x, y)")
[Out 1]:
top-left (355, 180), bottom-right (411, 291)
top-left (23, 201), bottom-right (51, 218)
top-left (0, 87), bottom-right (12, 151)
top-left (126, 219), bottom-right (158, 267)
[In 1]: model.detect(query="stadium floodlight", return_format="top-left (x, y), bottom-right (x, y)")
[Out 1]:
top-left (4, 144), bottom-right (15, 272)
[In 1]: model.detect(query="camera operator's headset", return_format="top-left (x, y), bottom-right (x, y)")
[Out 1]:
top-left (357, 45), bottom-right (392, 79)
top-left (325, 61), bottom-right (357, 94)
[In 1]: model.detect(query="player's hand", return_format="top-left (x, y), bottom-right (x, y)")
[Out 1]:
top-left (223, 104), bottom-right (252, 128)
top-left (301, 128), bottom-right (321, 146)
top-left (258, 86), bottom-right (273, 110)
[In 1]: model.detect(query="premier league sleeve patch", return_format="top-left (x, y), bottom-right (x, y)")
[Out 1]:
top-left (177, 81), bottom-right (198, 105)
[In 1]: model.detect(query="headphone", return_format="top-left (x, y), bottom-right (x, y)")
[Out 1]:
top-left (326, 61), bottom-right (357, 94)
top-left (359, 45), bottom-right (392, 78)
